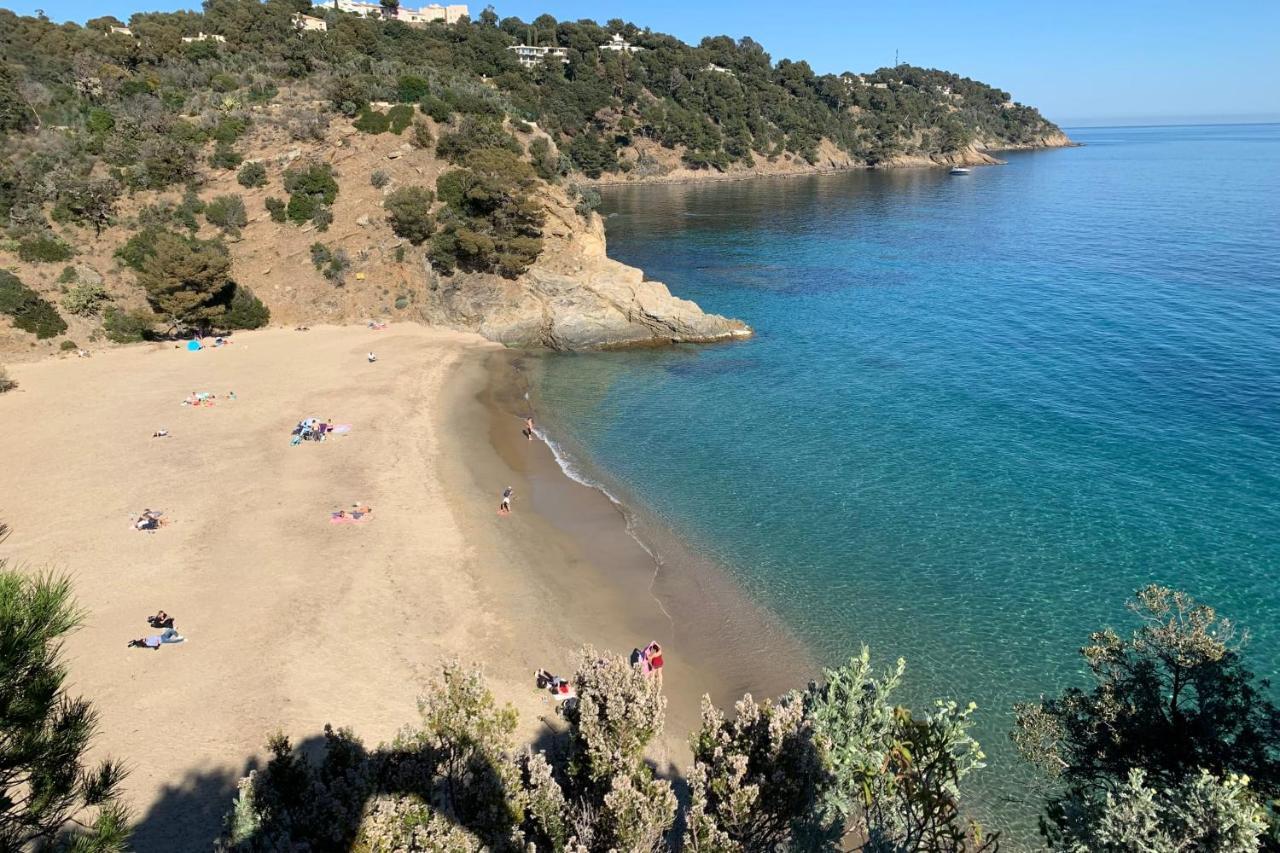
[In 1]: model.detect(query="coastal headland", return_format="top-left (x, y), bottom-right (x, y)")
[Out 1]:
top-left (0, 324), bottom-right (811, 851)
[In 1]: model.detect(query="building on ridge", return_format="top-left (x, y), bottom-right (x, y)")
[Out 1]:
top-left (507, 44), bottom-right (569, 68)
top-left (600, 33), bottom-right (641, 53)
top-left (181, 31), bottom-right (226, 42)
top-left (329, 0), bottom-right (469, 25)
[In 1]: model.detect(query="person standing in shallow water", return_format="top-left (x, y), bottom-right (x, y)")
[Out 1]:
top-left (523, 417), bottom-right (535, 440)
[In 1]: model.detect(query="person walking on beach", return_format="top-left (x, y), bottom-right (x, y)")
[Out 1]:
top-left (499, 486), bottom-right (513, 515)
top-left (523, 416), bottom-right (535, 441)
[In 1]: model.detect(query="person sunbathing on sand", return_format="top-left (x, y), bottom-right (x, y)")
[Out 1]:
top-left (153, 429), bottom-right (169, 438)
top-left (148, 611), bottom-right (174, 628)
top-left (134, 509), bottom-right (162, 531)
top-left (128, 627), bottom-right (184, 649)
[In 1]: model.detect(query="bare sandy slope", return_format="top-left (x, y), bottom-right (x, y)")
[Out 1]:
top-left (0, 326), bottom-right (575, 850)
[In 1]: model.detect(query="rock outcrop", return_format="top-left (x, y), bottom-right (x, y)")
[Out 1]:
top-left (418, 206), bottom-right (750, 350)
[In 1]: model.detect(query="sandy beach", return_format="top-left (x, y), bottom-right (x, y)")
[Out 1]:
top-left (0, 324), bottom-right (811, 850)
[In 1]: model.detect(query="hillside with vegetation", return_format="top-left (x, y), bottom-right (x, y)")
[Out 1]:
top-left (0, 2), bottom-right (1065, 360)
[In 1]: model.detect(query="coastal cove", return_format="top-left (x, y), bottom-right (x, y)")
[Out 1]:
top-left (529, 123), bottom-right (1280, 840)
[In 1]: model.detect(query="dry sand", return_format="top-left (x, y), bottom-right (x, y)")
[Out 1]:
top-left (0, 324), bottom-right (812, 851)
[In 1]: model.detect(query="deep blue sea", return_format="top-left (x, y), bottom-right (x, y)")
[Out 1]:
top-left (533, 124), bottom-right (1280, 831)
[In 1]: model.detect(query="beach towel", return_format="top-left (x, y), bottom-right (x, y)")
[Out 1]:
top-left (329, 513), bottom-right (372, 525)
top-left (331, 424), bottom-right (353, 434)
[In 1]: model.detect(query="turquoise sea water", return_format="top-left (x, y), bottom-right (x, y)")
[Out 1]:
top-left (533, 125), bottom-right (1280, 831)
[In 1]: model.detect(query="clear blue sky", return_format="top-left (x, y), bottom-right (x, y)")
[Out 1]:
top-left (9, 0), bottom-right (1280, 125)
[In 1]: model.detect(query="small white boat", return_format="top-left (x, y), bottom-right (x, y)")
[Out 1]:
top-left (949, 166), bottom-right (971, 175)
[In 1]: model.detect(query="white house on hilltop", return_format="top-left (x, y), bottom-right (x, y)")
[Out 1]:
top-left (108, 25), bottom-right (133, 35)
top-left (330, 0), bottom-right (469, 25)
top-left (507, 44), bottom-right (569, 68)
top-left (600, 33), bottom-right (641, 53)
top-left (181, 31), bottom-right (226, 42)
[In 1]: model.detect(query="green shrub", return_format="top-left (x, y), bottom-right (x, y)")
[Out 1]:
top-left (237, 161), bottom-right (267, 188)
top-left (62, 282), bottom-right (110, 317)
top-left (286, 193), bottom-right (317, 224)
top-left (101, 305), bottom-right (154, 343)
top-left (435, 117), bottom-right (521, 164)
top-left (60, 339), bottom-right (78, 351)
top-left (283, 163), bottom-right (338, 225)
top-left (210, 73), bottom-right (239, 94)
top-left (529, 137), bottom-right (559, 181)
top-left (223, 285), bottom-right (270, 329)
top-left (418, 94), bottom-right (451, 123)
top-left (212, 116), bottom-right (249, 144)
top-left (116, 227), bottom-right (164, 271)
top-left (570, 184), bottom-right (602, 218)
top-left (410, 119), bottom-right (434, 151)
top-left (396, 74), bottom-right (431, 103)
top-left (313, 206), bottom-right (333, 231)
top-left (0, 363), bottom-right (14, 393)
top-left (309, 242), bottom-right (331, 269)
top-left (0, 270), bottom-right (68, 338)
top-left (265, 197), bottom-right (287, 222)
top-left (57, 266), bottom-right (77, 284)
top-left (246, 82), bottom-right (278, 104)
top-left (387, 104), bottom-right (413, 135)
top-left (353, 107), bottom-right (390, 134)
top-left (209, 142), bottom-right (243, 170)
top-left (310, 242), bottom-right (349, 284)
top-left (383, 186), bottom-right (436, 245)
top-left (205, 195), bottom-right (248, 233)
top-left (394, 246), bottom-right (405, 263)
top-left (17, 235), bottom-right (73, 263)
top-left (370, 170), bottom-right (390, 189)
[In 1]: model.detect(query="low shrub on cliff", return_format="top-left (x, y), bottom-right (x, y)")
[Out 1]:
top-left (17, 235), bottom-right (73, 263)
top-left (62, 282), bottom-right (110, 317)
top-left (283, 163), bottom-right (338, 226)
top-left (237, 161), bottom-right (267, 189)
top-left (0, 364), bottom-right (14, 393)
top-left (223, 285), bottom-right (269, 330)
top-left (205, 195), bottom-right (248, 236)
top-left (383, 186), bottom-right (434, 245)
top-left (101, 305), bottom-right (155, 343)
top-left (0, 270), bottom-right (68, 338)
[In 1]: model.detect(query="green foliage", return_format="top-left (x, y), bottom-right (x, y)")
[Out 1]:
top-left (264, 197), bottom-right (287, 223)
top-left (1049, 768), bottom-right (1266, 853)
top-left (352, 106), bottom-right (391, 134)
top-left (568, 131), bottom-right (617, 178)
top-left (283, 163), bottom-right (338, 225)
top-left (370, 169), bottom-right (390, 189)
top-left (137, 137), bottom-right (197, 190)
top-left (237, 161), bottom-right (268, 188)
top-left (57, 266), bottom-right (77, 284)
top-left (50, 175), bottom-right (119, 235)
top-left (570, 183), bottom-right (601, 218)
top-left (0, 562), bottom-right (131, 851)
top-left (309, 242), bottom-right (350, 284)
top-left (431, 148), bottom-right (544, 277)
top-left (387, 104), bottom-right (414, 134)
top-left (383, 186), bottom-right (435, 244)
top-left (116, 228), bottom-right (163, 271)
top-left (223, 285), bottom-right (270, 330)
top-left (395, 74), bottom-right (431, 103)
top-left (419, 94), bottom-right (452, 123)
top-left (60, 339), bottom-right (79, 351)
top-left (1014, 585), bottom-right (1280, 849)
top-left (0, 270), bottom-right (68, 338)
top-left (135, 231), bottom-right (234, 330)
top-left (101, 306), bottom-right (154, 343)
top-left (205, 195), bottom-right (248, 234)
top-left (18, 234), bottom-right (74, 263)
top-left (410, 118), bottom-right (434, 151)
top-left (436, 116), bottom-right (522, 164)
top-left (209, 142), bottom-right (244, 170)
top-left (62, 281), bottom-right (110, 317)
top-left (528, 136), bottom-right (559, 181)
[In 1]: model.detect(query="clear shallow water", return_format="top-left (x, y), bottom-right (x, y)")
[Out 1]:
top-left (534, 125), bottom-right (1280, 832)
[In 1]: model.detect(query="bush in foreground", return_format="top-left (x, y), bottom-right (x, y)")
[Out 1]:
top-left (0, 541), bottom-right (131, 850)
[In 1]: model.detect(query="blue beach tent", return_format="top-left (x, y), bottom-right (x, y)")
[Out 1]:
top-left (187, 339), bottom-right (203, 351)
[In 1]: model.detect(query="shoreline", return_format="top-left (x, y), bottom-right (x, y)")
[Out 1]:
top-left (0, 324), bottom-right (814, 851)
top-left (586, 137), bottom-right (1077, 188)
top-left (443, 348), bottom-right (819, 753)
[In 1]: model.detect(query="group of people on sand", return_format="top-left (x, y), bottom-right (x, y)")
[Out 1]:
top-left (183, 390), bottom-right (235, 407)
top-left (291, 417), bottom-right (337, 444)
top-left (134, 509), bottom-right (165, 532)
top-left (128, 610), bottom-right (185, 650)
top-left (330, 503), bottom-right (374, 524)
top-left (534, 642), bottom-right (665, 711)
